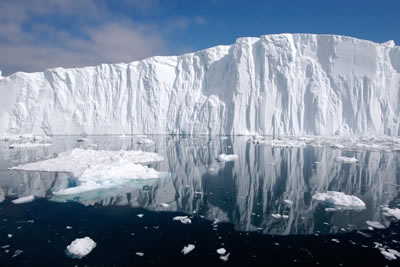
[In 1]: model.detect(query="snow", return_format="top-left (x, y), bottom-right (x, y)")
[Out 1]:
top-left (335, 156), bottom-right (358, 163)
top-left (382, 207), bottom-right (400, 220)
top-left (312, 191), bottom-right (366, 209)
top-left (12, 148), bottom-right (163, 195)
top-left (1, 34), bottom-right (399, 136)
top-left (366, 221), bottom-right (385, 229)
top-left (9, 142), bottom-right (51, 149)
top-left (216, 154), bottom-right (238, 162)
top-left (181, 244), bottom-right (195, 255)
top-left (11, 195), bottom-right (34, 204)
top-left (173, 216), bottom-right (192, 224)
top-left (65, 237), bottom-right (96, 259)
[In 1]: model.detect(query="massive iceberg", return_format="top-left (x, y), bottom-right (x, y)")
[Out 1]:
top-left (0, 34), bottom-right (399, 136)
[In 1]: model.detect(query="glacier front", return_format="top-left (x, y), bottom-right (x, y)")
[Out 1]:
top-left (0, 33), bottom-right (399, 136)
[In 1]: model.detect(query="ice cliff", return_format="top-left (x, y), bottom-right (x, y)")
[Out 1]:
top-left (0, 33), bottom-right (399, 136)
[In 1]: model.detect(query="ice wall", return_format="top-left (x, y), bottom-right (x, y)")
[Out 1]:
top-left (0, 34), bottom-right (399, 136)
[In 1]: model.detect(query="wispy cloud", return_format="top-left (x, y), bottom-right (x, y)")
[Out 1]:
top-left (0, 0), bottom-right (205, 75)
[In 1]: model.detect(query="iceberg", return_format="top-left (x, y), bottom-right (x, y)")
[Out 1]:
top-left (11, 148), bottom-right (163, 195)
top-left (65, 237), bottom-right (96, 259)
top-left (312, 191), bottom-right (366, 209)
top-left (0, 34), bottom-right (399, 136)
top-left (11, 195), bottom-right (35, 204)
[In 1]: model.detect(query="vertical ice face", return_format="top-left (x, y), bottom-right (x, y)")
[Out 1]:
top-left (0, 34), bottom-right (399, 136)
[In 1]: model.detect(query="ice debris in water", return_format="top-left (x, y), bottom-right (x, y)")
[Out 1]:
top-left (217, 248), bottom-right (226, 255)
top-left (11, 195), bottom-right (34, 204)
top-left (382, 207), bottom-right (400, 220)
top-left (136, 252), bottom-right (144, 256)
top-left (216, 154), bottom-right (238, 162)
top-left (366, 221), bottom-right (386, 229)
top-left (335, 156), bottom-right (358, 163)
top-left (181, 244), bottom-right (195, 255)
top-left (137, 214), bottom-right (144, 218)
top-left (65, 237), bottom-right (96, 259)
top-left (312, 191), bottom-right (365, 209)
top-left (173, 216), bottom-right (192, 224)
top-left (12, 250), bottom-right (23, 258)
top-left (11, 148), bottom-right (164, 195)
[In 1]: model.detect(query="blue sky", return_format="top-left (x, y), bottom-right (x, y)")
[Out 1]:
top-left (0, 0), bottom-right (398, 75)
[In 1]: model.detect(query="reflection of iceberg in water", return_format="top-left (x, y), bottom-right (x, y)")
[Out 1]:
top-left (0, 135), bottom-right (399, 236)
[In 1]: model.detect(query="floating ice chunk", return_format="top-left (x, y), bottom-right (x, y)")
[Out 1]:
top-left (136, 252), bottom-right (144, 256)
top-left (65, 237), bottom-right (96, 259)
top-left (9, 142), bottom-right (51, 149)
top-left (216, 154), bottom-right (238, 162)
top-left (12, 250), bottom-right (23, 258)
top-left (8, 234), bottom-right (12, 238)
top-left (66, 226), bottom-right (72, 229)
top-left (331, 239), bottom-right (340, 243)
top-left (137, 214), bottom-right (144, 218)
top-left (220, 253), bottom-right (230, 262)
top-left (313, 191), bottom-right (365, 209)
top-left (12, 148), bottom-right (164, 195)
top-left (388, 249), bottom-right (400, 257)
top-left (335, 156), bottom-right (358, 163)
top-left (181, 244), bottom-right (195, 255)
top-left (366, 221), bottom-right (385, 229)
top-left (173, 216), bottom-right (191, 224)
top-left (381, 250), bottom-right (397, 260)
top-left (11, 195), bottom-right (34, 204)
top-left (217, 248), bottom-right (226, 255)
top-left (137, 138), bottom-right (154, 146)
top-left (382, 207), bottom-right (400, 220)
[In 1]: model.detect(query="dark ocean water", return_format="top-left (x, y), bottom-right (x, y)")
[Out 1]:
top-left (0, 135), bottom-right (399, 266)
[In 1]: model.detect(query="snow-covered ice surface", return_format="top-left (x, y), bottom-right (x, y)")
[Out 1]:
top-left (1, 34), bottom-right (399, 136)
top-left (11, 195), bottom-right (34, 204)
top-left (313, 191), bottom-right (366, 209)
top-left (11, 148), bottom-right (163, 195)
top-left (216, 154), bottom-right (238, 162)
top-left (65, 237), bottom-right (96, 259)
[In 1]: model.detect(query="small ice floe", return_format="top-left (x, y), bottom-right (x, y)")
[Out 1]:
top-left (12, 250), bottom-right (23, 258)
top-left (66, 226), bottom-right (72, 230)
top-left (136, 252), bottom-right (144, 256)
top-left (11, 195), bottom-right (34, 204)
top-left (65, 237), bottom-right (96, 259)
top-left (312, 191), bottom-right (365, 209)
top-left (284, 199), bottom-right (293, 205)
top-left (9, 142), bottom-right (51, 149)
top-left (382, 207), bottom-right (400, 220)
top-left (137, 214), bottom-right (144, 218)
top-left (173, 216), bottom-right (191, 224)
top-left (381, 250), bottom-right (398, 261)
top-left (216, 154), bottom-right (238, 162)
top-left (271, 214), bottom-right (289, 219)
top-left (8, 234), bottom-right (12, 238)
top-left (12, 148), bottom-right (164, 195)
top-left (160, 203), bottom-right (170, 208)
top-left (334, 156), bottom-right (358, 163)
top-left (331, 239), bottom-right (340, 243)
top-left (217, 248), bottom-right (226, 255)
top-left (366, 221), bottom-right (386, 229)
top-left (220, 253), bottom-right (230, 262)
top-left (181, 244), bottom-right (195, 255)
top-left (137, 138), bottom-right (155, 146)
